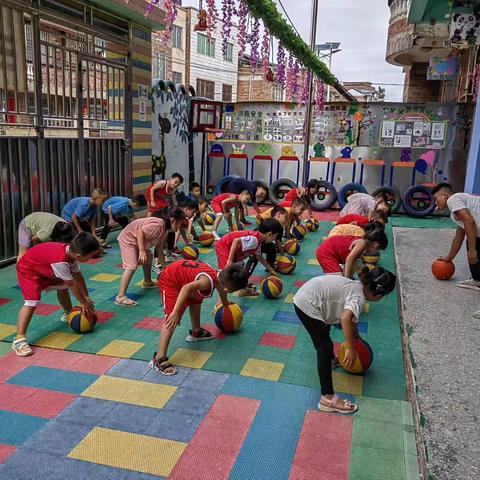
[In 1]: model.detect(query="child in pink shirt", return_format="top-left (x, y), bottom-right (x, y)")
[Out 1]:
top-left (115, 208), bottom-right (186, 306)
top-left (13, 233), bottom-right (100, 357)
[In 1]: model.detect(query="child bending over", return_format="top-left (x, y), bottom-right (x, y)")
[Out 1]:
top-left (210, 190), bottom-right (251, 240)
top-left (146, 172), bottom-right (184, 216)
top-left (278, 179), bottom-right (320, 216)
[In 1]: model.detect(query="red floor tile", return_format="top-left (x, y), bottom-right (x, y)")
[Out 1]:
top-left (249, 275), bottom-right (264, 284)
top-left (289, 411), bottom-right (352, 480)
top-left (259, 332), bottom-right (297, 350)
top-left (69, 354), bottom-right (119, 375)
top-left (86, 257), bottom-right (103, 265)
top-left (170, 394), bottom-right (259, 480)
top-left (294, 280), bottom-right (306, 288)
top-left (134, 317), bottom-right (165, 331)
top-left (203, 324), bottom-right (225, 340)
top-left (0, 348), bottom-right (52, 381)
top-left (34, 304), bottom-right (61, 316)
top-left (95, 311), bottom-right (116, 324)
top-left (0, 445), bottom-right (16, 464)
top-left (13, 389), bottom-right (76, 418)
top-left (0, 384), bottom-right (37, 410)
top-left (34, 349), bottom-right (87, 370)
top-left (0, 298), bottom-right (12, 307)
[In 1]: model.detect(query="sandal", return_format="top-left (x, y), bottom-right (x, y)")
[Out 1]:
top-left (114, 296), bottom-right (138, 307)
top-left (12, 338), bottom-right (33, 357)
top-left (318, 395), bottom-right (358, 414)
top-left (142, 281), bottom-right (157, 289)
top-left (148, 353), bottom-right (177, 376)
top-left (186, 328), bottom-right (214, 342)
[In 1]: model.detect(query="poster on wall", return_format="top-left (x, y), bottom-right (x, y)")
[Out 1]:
top-left (379, 117), bottom-right (447, 149)
top-left (263, 109), bottom-right (304, 144)
top-left (311, 104), bottom-right (358, 146)
top-left (221, 108), bottom-right (263, 142)
top-left (427, 56), bottom-right (458, 80)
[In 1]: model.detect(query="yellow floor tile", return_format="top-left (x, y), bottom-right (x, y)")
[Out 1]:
top-left (240, 358), bottom-right (284, 381)
top-left (332, 371), bottom-right (363, 395)
top-left (284, 293), bottom-right (295, 304)
top-left (35, 331), bottom-right (82, 349)
top-left (198, 248), bottom-right (213, 254)
top-left (0, 323), bottom-right (16, 340)
top-left (307, 259), bottom-right (320, 265)
top-left (231, 291), bottom-right (259, 299)
top-left (68, 427), bottom-right (186, 477)
top-left (90, 273), bottom-right (121, 283)
top-left (362, 303), bottom-right (370, 314)
top-left (97, 340), bottom-right (144, 358)
top-left (82, 375), bottom-right (176, 408)
top-left (169, 347), bottom-right (212, 369)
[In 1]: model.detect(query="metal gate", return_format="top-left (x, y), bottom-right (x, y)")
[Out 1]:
top-left (0, 1), bottom-right (132, 263)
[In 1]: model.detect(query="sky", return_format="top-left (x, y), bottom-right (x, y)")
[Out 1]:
top-left (182, 0), bottom-right (406, 101)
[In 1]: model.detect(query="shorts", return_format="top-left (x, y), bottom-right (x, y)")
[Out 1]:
top-left (159, 277), bottom-right (202, 320)
top-left (215, 242), bottom-right (232, 270)
top-left (147, 204), bottom-right (168, 214)
top-left (315, 247), bottom-right (342, 274)
top-left (18, 273), bottom-right (68, 307)
top-left (18, 220), bottom-right (32, 248)
top-left (119, 240), bottom-right (153, 270)
top-left (211, 198), bottom-right (226, 215)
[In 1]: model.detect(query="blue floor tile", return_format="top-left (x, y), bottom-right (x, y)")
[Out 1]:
top-left (7, 366), bottom-right (98, 395)
top-left (55, 397), bottom-right (116, 426)
top-left (181, 369), bottom-right (229, 392)
top-left (333, 321), bottom-right (368, 334)
top-left (163, 387), bottom-right (218, 416)
top-left (272, 311), bottom-right (301, 325)
top-left (143, 410), bottom-right (203, 443)
top-left (98, 403), bottom-right (159, 435)
top-left (0, 411), bottom-right (48, 446)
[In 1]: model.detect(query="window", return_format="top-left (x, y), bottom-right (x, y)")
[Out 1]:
top-left (196, 79), bottom-right (215, 99)
top-left (172, 71), bottom-right (182, 85)
top-left (197, 33), bottom-right (215, 57)
top-left (222, 84), bottom-right (232, 102)
top-left (172, 26), bottom-right (182, 49)
top-left (152, 52), bottom-right (167, 80)
top-left (223, 42), bottom-right (233, 62)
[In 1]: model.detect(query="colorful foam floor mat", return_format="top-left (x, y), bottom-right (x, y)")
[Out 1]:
top-left (0, 214), bottom-right (452, 479)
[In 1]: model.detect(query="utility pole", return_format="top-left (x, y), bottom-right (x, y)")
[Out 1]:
top-left (301, 0), bottom-right (319, 187)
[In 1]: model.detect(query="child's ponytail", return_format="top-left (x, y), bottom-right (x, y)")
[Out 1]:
top-left (359, 266), bottom-right (396, 296)
top-left (364, 225), bottom-right (388, 250)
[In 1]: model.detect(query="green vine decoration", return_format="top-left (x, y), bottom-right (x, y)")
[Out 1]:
top-left (244, 0), bottom-right (354, 100)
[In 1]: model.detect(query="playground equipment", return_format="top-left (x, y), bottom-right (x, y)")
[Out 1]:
top-left (227, 144), bottom-right (249, 178)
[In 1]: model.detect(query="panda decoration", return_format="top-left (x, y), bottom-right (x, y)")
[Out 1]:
top-left (448, 12), bottom-right (480, 46)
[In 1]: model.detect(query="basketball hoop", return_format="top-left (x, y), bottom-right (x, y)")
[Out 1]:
top-left (190, 99), bottom-right (223, 133)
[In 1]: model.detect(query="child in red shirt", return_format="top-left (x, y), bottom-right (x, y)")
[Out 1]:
top-left (278, 179), bottom-right (320, 216)
top-left (13, 233), bottom-right (100, 357)
top-left (316, 226), bottom-right (388, 278)
top-left (215, 218), bottom-right (283, 296)
top-left (211, 190), bottom-right (251, 239)
top-left (337, 211), bottom-right (387, 227)
top-left (149, 260), bottom-right (249, 375)
top-left (146, 172), bottom-right (184, 215)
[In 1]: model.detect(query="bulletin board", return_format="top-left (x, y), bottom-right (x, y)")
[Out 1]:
top-left (222, 108), bottom-right (264, 142)
top-left (379, 119), bottom-right (447, 149)
top-left (262, 109), bottom-right (305, 144)
top-left (310, 104), bottom-right (358, 146)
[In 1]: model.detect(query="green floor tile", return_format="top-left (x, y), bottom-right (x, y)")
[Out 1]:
top-left (349, 444), bottom-right (407, 480)
top-left (352, 417), bottom-right (405, 451)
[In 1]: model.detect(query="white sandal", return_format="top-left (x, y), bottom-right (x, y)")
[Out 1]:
top-left (318, 395), bottom-right (358, 414)
top-left (12, 338), bottom-right (33, 357)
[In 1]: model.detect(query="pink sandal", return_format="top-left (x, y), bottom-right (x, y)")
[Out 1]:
top-left (318, 395), bottom-right (358, 414)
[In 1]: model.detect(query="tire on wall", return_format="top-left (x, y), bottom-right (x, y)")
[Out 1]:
top-left (401, 185), bottom-right (436, 218)
top-left (337, 183), bottom-right (368, 209)
top-left (215, 175), bottom-right (240, 195)
top-left (269, 178), bottom-right (296, 205)
top-left (252, 179), bottom-right (270, 205)
top-left (372, 186), bottom-right (402, 213)
top-left (311, 180), bottom-right (338, 211)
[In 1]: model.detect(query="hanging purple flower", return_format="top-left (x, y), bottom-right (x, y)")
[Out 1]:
top-left (314, 78), bottom-right (325, 116)
top-left (292, 59), bottom-right (300, 100)
top-left (286, 55), bottom-right (296, 101)
top-left (159, 0), bottom-right (178, 45)
top-left (261, 28), bottom-right (270, 79)
top-left (237, 1), bottom-right (248, 58)
top-left (206, 0), bottom-right (218, 41)
top-left (221, 0), bottom-right (235, 56)
top-left (299, 70), bottom-right (311, 106)
top-left (276, 44), bottom-right (286, 88)
top-left (144, 1), bottom-right (159, 17)
top-left (250, 18), bottom-right (260, 70)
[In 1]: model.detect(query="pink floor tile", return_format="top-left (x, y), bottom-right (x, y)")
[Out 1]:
top-left (259, 332), bottom-right (297, 350)
top-left (0, 348), bottom-right (52, 381)
top-left (13, 388), bottom-right (76, 419)
top-left (203, 324), bottom-right (225, 340)
top-left (34, 349), bottom-right (87, 369)
top-left (34, 304), bottom-right (61, 316)
top-left (170, 395), bottom-right (259, 480)
top-left (0, 445), bottom-right (16, 464)
top-left (0, 298), bottom-right (12, 307)
top-left (134, 317), bottom-right (165, 331)
top-left (289, 411), bottom-right (352, 480)
top-left (95, 311), bottom-right (116, 324)
top-left (294, 280), bottom-right (306, 288)
top-left (86, 257), bottom-right (103, 265)
top-left (0, 384), bottom-right (38, 410)
top-left (249, 275), bottom-right (264, 284)
top-left (68, 354), bottom-right (119, 375)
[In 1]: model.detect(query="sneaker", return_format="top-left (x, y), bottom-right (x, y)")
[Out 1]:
top-left (171, 248), bottom-right (182, 258)
top-left (152, 264), bottom-right (163, 276)
top-left (456, 278), bottom-right (480, 291)
top-left (238, 285), bottom-right (260, 297)
top-left (212, 231), bottom-right (220, 241)
top-left (186, 328), bottom-right (214, 342)
top-left (12, 338), bottom-right (33, 357)
top-left (60, 312), bottom-right (68, 323)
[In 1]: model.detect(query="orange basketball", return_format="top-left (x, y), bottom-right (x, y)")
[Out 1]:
top-left (431, 259), bottom-right (455, 280)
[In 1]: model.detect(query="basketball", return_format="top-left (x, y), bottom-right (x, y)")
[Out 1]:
top-left (291, 224), bottom-right (307, 241)
top-left (277, 254), bottom-right (296, 274)
top-left (338, 338), bottom-right (373, 374)
top-left (67, 307), bottom-right (97, 333)
top-left (182, 245), bottom-right (199, 260)
top-left (283, 238), bottom-right (300, 255)
top-left (231, 222), bottom-right (244, 231)
top-left (198, 231), bottom-right (215, 246)
top-left (431, 259), bottom-right (455, 280)
top-left (306, 218), bottom-right (319, 232)
top-left (362, 254), bottom-right (380, 265)
top-left (213, 303), bottom-right (243, 333)
top-left (261, 276), bottom-right (283, 299)
top-left (203, 211), bottom-right (216, 225)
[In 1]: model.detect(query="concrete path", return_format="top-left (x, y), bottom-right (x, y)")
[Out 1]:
top-left (395, 227), bottom-right (480, 480)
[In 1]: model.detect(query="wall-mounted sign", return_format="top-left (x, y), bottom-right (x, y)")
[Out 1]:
top-left (379, 119), bottom-right (447, 149)
top-left (427, 56), bottom-right (458, 80)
